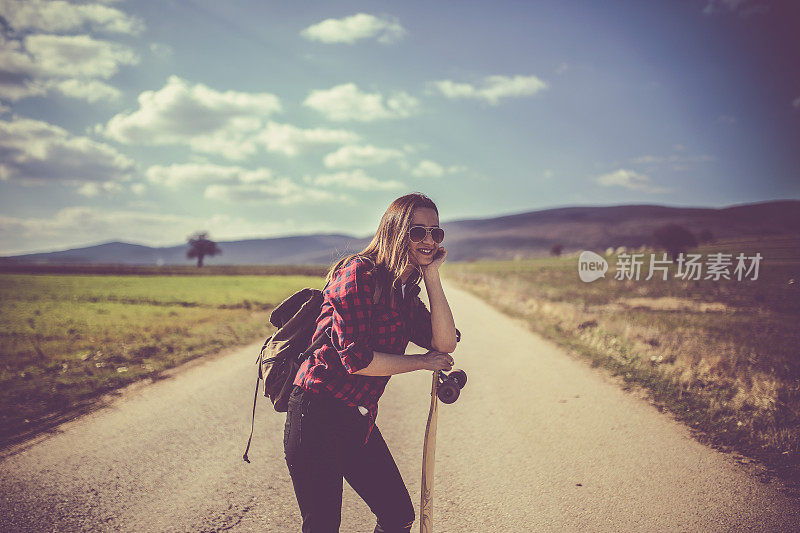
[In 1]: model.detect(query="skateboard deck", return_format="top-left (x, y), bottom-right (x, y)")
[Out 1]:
top-left (420, 369), bottom-right (439, 533)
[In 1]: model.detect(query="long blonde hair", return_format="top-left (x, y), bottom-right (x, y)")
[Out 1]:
top-left (326, 192), bottom-right (439, 305)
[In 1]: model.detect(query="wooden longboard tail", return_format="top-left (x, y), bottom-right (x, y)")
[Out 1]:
top-left (420, 370), bottom-right (439, 533)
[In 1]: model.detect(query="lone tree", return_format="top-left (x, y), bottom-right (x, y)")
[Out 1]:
top-left (187, 231), bottom-right (221, 267)
top-left (549, 243), bottom-right (564, 257)
top-left (653, 224), bottom-right (697, 261)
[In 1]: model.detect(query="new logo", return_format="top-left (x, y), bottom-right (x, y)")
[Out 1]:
top-left (578, 251), bottom-right (608, 282)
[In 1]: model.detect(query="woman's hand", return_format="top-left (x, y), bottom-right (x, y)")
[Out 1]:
top-left (420, 350), bottom-right (454, 372)
top-left (422, 246), bottom-right (447, 275)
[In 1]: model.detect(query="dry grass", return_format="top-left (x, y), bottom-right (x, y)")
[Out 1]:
top-left (442, 235), bottom-right (800, 486)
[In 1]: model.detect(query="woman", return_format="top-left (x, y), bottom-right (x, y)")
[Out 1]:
top-left (284, 192), bottom-right (458, 533)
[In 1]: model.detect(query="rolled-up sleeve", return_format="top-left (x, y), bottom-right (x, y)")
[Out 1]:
top-left (327, 257), bottom-right (376, 374)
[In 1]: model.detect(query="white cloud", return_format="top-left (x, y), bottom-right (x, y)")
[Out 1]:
top-left (0, 0), bottom-right (145, 35)
top-left (303, 83), bottom-right (419, 121)
top-left (146, 163), bottom-right (274, 188)
top-left (0, 34), bottom-right (44, 100)
top-left (51, 78), bottom-right (121, 103)
top-left (300, 13), bottom-right (405, 44)
top-left (145, 162), bottom-right (345, 205)
top-left (0, 1), bottom-right (140, 102)
top-left (182, 117), bottom-right (267, 160)
top-left (77, 180), bottom-right (124, 197)
top-left (149, 42), bottom-right (173, 58)
top-left (255, 122), bottom-right (360, 157)
top-left (305, 169), bottom-right (405, 191)
top-left (430, 75), bottom-right (548, 105)
top-left (102, 76), bottom-right (281, 144)
top-left (0, 116), bottom-right (134, 185)
top-left (0, 207), bottom-right (302, 255)
top-left (0, 33), bottom-right (137, 102)
top-left (27, 33), bottom-right (138, 78)
top-left (595, 169), bottom-right (668, 193)
top-left (130, 183), bottom-right (147, 195)
top-left (323, 145), bottom-right (404, 168)
top-left (410, 159), bottom-right (465, 178)
top-left (204, 181), bottom-right (346, 204)
top-left (411, 160), bottom-right (444, 178)
top-left (98, 77), bottom-right (358, 159)
top-left (556, 63), bottom-right (569, 75)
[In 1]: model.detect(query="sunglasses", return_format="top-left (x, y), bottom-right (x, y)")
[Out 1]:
top-left (408, 225), bottom-right (445, 244)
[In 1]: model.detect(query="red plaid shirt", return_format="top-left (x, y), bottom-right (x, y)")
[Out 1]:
top-left (294, 256), bottom-right (435, 444)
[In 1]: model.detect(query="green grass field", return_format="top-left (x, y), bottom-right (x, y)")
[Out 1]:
top-left (0, 271), bottom-right (326, 446)
top-left (441, 235), bottom-right (800, 484)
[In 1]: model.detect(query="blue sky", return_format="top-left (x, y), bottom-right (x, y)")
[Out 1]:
top-left (1, 0), bottom-right (798, 254)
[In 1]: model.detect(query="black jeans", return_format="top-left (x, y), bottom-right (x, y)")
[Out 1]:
top-left (284, 385), bottom-right (415, 533)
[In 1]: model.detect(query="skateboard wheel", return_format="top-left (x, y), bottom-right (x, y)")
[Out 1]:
top-left (449, 369), bottom-right (467, 389)
top-left (438, 382), bottom-right (460, 404)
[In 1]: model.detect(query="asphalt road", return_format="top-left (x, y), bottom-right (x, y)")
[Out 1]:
top-left (1, 281), bottom-right (799, 532)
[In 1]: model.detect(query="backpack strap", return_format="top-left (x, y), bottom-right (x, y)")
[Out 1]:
top-left (243, 351), bottom-right (263, 463)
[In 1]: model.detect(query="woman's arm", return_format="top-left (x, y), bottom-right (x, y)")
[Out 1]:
top-left (353, 349), bottom-right (453, 376)
top-left (422, 250), bottom-right (458, 353)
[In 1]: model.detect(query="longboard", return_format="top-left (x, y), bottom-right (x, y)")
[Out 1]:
top-left (420, 369), bottom-right (439, 533)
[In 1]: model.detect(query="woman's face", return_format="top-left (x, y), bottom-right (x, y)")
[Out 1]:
top-left (407, 207), bottom-right (441, 266)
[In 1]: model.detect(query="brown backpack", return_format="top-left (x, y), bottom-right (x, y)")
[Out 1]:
top-left (243, 281), bottom-right (382, 462)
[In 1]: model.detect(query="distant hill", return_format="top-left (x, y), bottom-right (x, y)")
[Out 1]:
top-left (0, 234), bottom-right (369, 266)
top-left (440, 200), bottom-right (800, 261)
top-left (1, 200), bottom-right (797, 265)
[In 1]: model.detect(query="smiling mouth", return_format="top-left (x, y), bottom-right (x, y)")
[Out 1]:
top-left (416, 247), bottom-right (435, 257)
